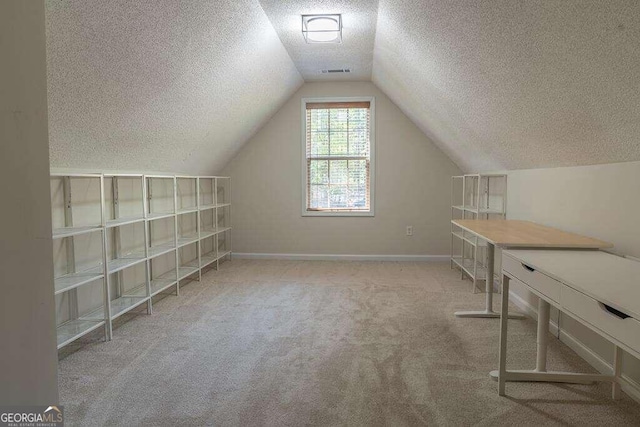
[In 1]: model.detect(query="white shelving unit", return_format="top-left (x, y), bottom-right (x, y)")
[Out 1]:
top-left (451, 174), bottom-right (507, 292)
top-left (51, 172), bottom-right (232, 349)
top-left (51, 174), bottom-right (109, 349)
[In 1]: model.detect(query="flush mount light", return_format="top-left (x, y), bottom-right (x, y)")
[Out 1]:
top-left (302, 14), bottom-right (342, 44)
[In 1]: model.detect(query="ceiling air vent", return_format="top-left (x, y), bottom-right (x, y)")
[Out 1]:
top-left (320, 68), bottom-right (351, 74)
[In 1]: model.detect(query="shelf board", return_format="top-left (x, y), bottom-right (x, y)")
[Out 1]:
top-left (184, 258), bottom-right (199, 268)
top-left (178, 266), bottom-right (199, 280)
top-left (122, 283), bottom-right (148, 298)
top-left (201, 252), bottom-right (216, 267)
top-left (452, 205), bottom-right (465, 211)
top-left (177, 234), bottom-right (199, 247)
top-left (106, 216), bottom-right (145, 228)
top-left (200, 229), bottom-right (215, 239)
top-left (107, 256), bottom-right (146, 274)
top-left (146, 212), bottom-right (175, 221)
top-left (201, 226), bottom-right (231, 239)
top-left (148, 242), bottom-right (176, 259)
top-left (53, 225), bottom-right (101, 239)
top-left (111, 296), bottom-right (149, 319)
top-left (177, 207), bottom-right (198, 215)
top-left (216, 250), bottom-right (231, 261)
top-left (150, 271), bottom-right (178, 296)
top-left (84, 296), bottom-right (149, 321)
top-left (478, 208), bottom-right (506, 215)
top-left (462, 206), bottom-right (505, 215)
top-left (57, 319), bottom-right (105, 349)
top-left (451, 256), bottom-right (487, 280)
top-left (199, 204), bottom-right (216, 211)
top-left (216, 203), bottom-right (231, 208)
top-left (451, 230), bottom-right (487, 247)
top-left (54, 267), bottom-right (104, 295)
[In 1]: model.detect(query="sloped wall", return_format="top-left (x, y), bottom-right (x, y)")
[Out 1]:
top-left (373, 0), bottom-right (640, 172)
top-left (46, 0), bottom-right (303, 175)
top-left (222, 81), bottom-right (461, 257)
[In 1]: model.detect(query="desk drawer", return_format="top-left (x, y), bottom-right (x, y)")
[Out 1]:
top-left (562, 285), bottom-right (640, 355)
top-left (503, 254), bottom-right (561, 303)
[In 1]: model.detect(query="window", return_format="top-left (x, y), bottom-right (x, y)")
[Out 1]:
top-left (302, 97), bottom-right (375, 216)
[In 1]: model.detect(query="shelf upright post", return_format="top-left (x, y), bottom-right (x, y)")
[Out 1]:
top-left (503, 176), bottom-right (508, 217)
top-left (112, 177), bottom-right (125, 302)
top-left (214, 178), bottom-right (219, 271)
top-left (142, 176), bottom-right (152, 315)
top-left (196, 177), bottom-right (202, 281)
top-left (450, 177), bottom-right (455, 270)
top-left (100, 174), bottom-right (113, 341)
top-left (486, 176), bottom-right (490, 217)
top-left (228, 177), bottom-right (232, 261)
top-left (461, 176), bottom-right (466, 280)
top-left (173, 176), bottom-right (180, 296)
top-left (62, 176), bottom-right (80, 323)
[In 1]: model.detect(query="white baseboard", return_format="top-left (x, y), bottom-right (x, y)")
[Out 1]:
top-left (232, 253), bottom-right (450, 262)
top-left (509, 290), bottom-right (640, 403)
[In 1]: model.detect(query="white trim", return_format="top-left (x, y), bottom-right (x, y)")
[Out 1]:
top-left (301, 96), bottom-right (376, 217)
top-left (509, 290), bottom-right (640, 404)
top-left (232, 253), bottom-right (449, 262)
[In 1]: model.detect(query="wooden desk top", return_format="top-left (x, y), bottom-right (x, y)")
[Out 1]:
top-left (451, 220), bottom-right (613, 249)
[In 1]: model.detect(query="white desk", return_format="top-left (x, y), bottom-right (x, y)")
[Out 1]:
top-left (452, 220), bottom-right (612, 319)
top-left (492, 249), bottom-right (640, 399)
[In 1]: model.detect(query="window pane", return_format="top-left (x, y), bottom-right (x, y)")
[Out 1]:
top-left (348, 187), bottom-right (367, 208)
top-left (329, 109), bottom-right (348, 131)
top-left (310, 132), bottom-right (329, 156)
top-left (330, 132), bottom-right (348, 155)
top-left (309, 109), bottom-right (329, 131)
top-left (349, 108), bottom-right (367, 120)
top-left (348, 131), bottom-right (368, 156)
top-left (348, 109), bottom-right (367, 131)
top-left (309, 160), bottom-right (328, 184)
top-left (330, 160), bottom-right (348, 185)
top-left (329, 185), bottom-right (348, 208)
top-left (348, 160), bottom-right (367, 185)
top-left (309, 185), bottom-right (328, 209)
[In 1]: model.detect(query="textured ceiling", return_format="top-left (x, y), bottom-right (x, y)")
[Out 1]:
top-left (46, 0), bottom-right (640, 174)
top-left (46, 0), bottom-right (303, 175)
top-left (259, 0), bottom-right (378, 81)
top-left (373, 0), bottom-right (640, 172)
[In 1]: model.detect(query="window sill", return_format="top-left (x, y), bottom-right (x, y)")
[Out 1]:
top-left (302, 210), bottom-right (374, 217)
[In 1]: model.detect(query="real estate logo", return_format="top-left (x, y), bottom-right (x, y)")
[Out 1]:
top-left (0, 405), bottom-right (63, 427)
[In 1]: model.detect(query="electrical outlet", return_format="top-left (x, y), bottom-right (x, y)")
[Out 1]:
top-left (406, 226), bottom-right (413, 236)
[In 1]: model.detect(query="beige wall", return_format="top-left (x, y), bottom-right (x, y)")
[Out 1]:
top-left (0, 1), bottom-right (59, 404)
top-left (222, 82), bottom-right (461, 257)
top-left (504, 161), bottom-right (640, 394)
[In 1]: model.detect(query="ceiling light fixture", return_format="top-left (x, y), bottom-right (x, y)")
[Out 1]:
top-left (302, 14), bottom-right (342, 44)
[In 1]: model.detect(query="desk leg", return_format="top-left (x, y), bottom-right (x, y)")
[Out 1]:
top-left (536, 299), bottom-right (550, 372)
top-left (455, 244), bottom-right (525, 319)
top-left (613, 345), bottom-right (623, 400)
top-left (498, 274), bottom-right (510, 396)
top-left (491, 297), bottom-right (610, 389)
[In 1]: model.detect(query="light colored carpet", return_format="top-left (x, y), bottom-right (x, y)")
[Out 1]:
top-left (58, 260), bottom-right (640, 426)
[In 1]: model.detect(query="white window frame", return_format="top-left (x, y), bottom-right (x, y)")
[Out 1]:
top-left (301, 96), bottom-right (376, 217)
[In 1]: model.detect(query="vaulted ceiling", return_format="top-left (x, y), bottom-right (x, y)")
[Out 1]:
top-left (259, 0), bottom-right (379, 81)
top-left (46, 0), bottom-right (640, 174)
top-left (373, 0), bottom-right (640, 172)
top-left (46, 0), bottom-right (303, 174)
